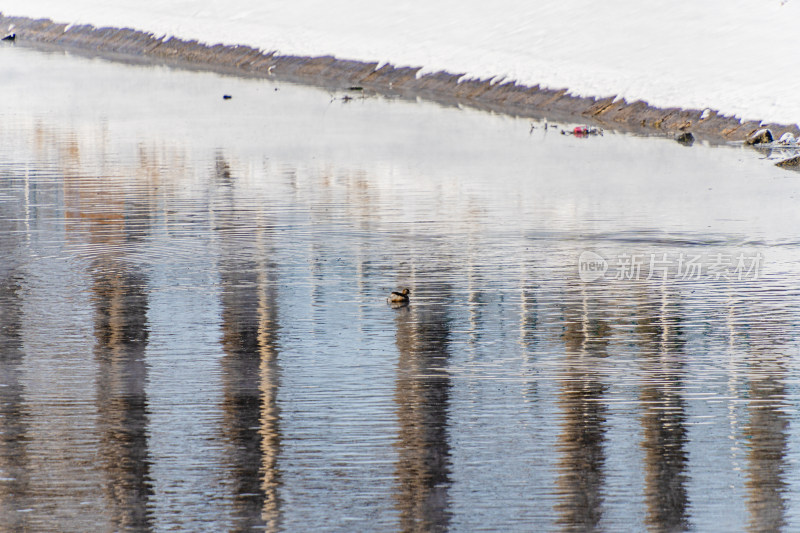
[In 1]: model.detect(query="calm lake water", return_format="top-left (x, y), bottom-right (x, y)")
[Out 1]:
top-left (2, 43), bottom-right (800, 532)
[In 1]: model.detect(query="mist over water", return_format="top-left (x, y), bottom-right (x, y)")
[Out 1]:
top-left (1, 44), bottom-right (800, 531)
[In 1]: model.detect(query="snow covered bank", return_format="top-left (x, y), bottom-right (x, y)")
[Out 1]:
top-left (2, 1), bottom-right (799, 132)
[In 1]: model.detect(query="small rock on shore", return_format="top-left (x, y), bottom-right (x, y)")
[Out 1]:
top-left (746, 128), bottom-right (773, 145)
top-left (776, 155), bottom-right (800, 169)
top-left (675, 132), bottom-right (694, 145)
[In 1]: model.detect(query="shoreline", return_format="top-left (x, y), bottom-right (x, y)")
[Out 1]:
top-left (2, 13), bottom-right (799, 144)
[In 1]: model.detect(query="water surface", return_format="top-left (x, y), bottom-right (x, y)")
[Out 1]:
top-left (1, 44), bottom-right (800, 532)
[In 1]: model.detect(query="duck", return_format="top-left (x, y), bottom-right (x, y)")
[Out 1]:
top-left (388, 288), bottom-right (410, 304)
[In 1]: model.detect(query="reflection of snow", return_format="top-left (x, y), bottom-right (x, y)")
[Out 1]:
top-left (3, 0), bottom-right (800, 126)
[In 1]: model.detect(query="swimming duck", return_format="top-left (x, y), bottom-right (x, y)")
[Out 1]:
top-left (388, 288), bottom-right (410, 303)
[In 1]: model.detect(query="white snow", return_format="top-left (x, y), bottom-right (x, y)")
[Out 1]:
top-left (3, 0), bottom-right (800, 126)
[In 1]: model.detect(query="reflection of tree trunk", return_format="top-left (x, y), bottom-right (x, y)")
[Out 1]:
top-left (258, 348), bottom-right (282, 533)
top-left (216, 154), bottom-right (282, 532)
top-left (555, 376), bottom-right (607, 532)
top-left (394, 300), bottom-right (452, 533)
top-left (219, 260), bottom-right (282, 532)
top-left (641, 382), bottom-right (688, 532)
top-left (745, 375), bottom-right (787, 532)
top-left (0, 275), bottom-right (31, 532)
top-left (519, 285), bottom-right (539, 350)
top-left (92, 264), bottom-right (154, 531)
top-left (556, 305), bottom-right (609, 532)
top-left (635, 290), bottom-right (689, 533)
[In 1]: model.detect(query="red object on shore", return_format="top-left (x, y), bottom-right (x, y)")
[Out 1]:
top-left (573, 126), bottom-right (588, 136)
